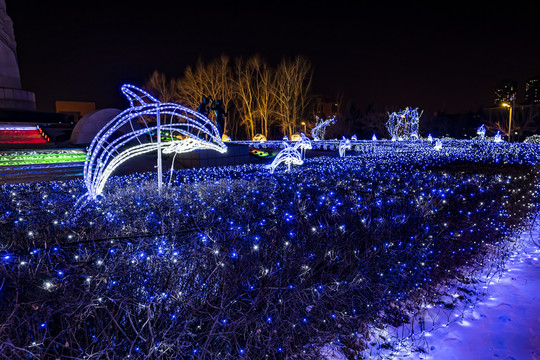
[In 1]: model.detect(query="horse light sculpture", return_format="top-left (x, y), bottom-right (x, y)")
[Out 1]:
top-left (82, 84), bottom-right (227, 201)
top-left (311, 116), bottom-right (336, 141)
top-left (266, 137), bottom-right (312, 174)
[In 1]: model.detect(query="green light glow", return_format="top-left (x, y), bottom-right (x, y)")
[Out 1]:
top-left (0, 151), bottom-right (87, 166)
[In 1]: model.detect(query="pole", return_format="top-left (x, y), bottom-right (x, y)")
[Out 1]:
top-left (157, 106), bottom-right (162, 191)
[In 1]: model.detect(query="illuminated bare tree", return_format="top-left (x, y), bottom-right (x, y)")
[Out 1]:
top-left (232, 55), bottom-right (279, 139)
top-left (144, 70), bottom-right (176, 103)
top-left (274, 56), bottom-right (313, 138)
top-left (174, 55), bottom-right (234, 135)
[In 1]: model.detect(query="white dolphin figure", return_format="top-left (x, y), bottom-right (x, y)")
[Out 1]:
top-left (266, 138), bottom-right (312, 174)
top-left (81, 84), bottom-right (227, 201)
top-left (339, 137), bottom-right (351, 157)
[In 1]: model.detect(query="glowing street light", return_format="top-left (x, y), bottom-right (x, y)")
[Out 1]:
top-left (501, 95), bottom-right (515, 142)
top-left (301, 121), bottom-right (306, 134)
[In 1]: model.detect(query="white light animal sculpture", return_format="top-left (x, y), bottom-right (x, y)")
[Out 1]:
top-left (494, 131), bottom-right (503, 143)
top-left (477, 124), bottom-right (486, 140)
top-left (434, 138), bottom-right (443, 151)
top-left (81, 84), bottom-right (227, 201)
top-left (339, 137), bottom-right (351, 157)
top-left (386, 107), bottom-right (423, 140)
top-left (266, 137), bottom-right (312, 174)
top-left (311, 116), bottom-right (336, 141)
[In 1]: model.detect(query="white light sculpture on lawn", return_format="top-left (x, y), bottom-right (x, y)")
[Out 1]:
top-left (266, 137), bottom-right (312, 174)
top-left (434, 138), bottom-right (442, 151)
top-left (339, 137), bottom-right (351, 157)
top-left (311, 116), bottom-right (336, 141)
top-left (477, 124), bottom-right (486, 140)
top-left (386, 107), bottom-right (423, 140)
top-left (81, 84), bottom-right (227, 201)
top-left (372, 134), bottom-right (378, 141)
top-left (494, 131), bottom-right (503, 143)
top-left (427, 134), bottom-right (433, 143)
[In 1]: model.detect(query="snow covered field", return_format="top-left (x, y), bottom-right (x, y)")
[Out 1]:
top-left (407, 226), bottom-right (540, 360)
top-left (324, 222), bottom-right (540, 360)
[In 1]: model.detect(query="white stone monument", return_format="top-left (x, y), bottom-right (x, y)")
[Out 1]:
top-left (0, 0), bottom-right (35, 111)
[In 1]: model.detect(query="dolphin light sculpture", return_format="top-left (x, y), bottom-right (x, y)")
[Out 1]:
top-left (266, 137), bottom-right (312, 174)
top-left (339, 137), bottom-right (351, 157)
top-left (82, 84), bottom-right (227, 201)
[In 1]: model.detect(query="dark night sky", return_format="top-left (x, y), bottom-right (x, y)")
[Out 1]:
top-left (6, 0), bottom-right (540, 114)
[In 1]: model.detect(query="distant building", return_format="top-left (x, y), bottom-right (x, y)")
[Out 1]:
top-left (56, 101), bottom-right (96, 123)
top-left (494, 80), bottom-right (517, 105)
top-left (524, 78), bottom-right (540, 104)
top-left (313, 96), bottom-right (338, 120)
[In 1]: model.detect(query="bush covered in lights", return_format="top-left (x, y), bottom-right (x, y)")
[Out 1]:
top-left (0, 140), bottom-right (539, 359)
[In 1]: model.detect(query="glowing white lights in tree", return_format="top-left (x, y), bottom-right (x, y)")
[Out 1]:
top-left (311, 116), bottom-right (336, 141)
top-left (386, 107), bottom-right (423, 140)
top-left (266, 138), bottom-right (312, 174)
top-left (477, 124), bottom-right (486, 140)
top-left (339, 138), bottom-right (351, 157)
top-left (81, 84), bottom-right (227, 201)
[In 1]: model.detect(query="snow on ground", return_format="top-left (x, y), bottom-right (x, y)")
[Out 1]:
top-left (324, 222), bottom-right (540, 360)
top-left (407, 228), bottom-right (540, 360)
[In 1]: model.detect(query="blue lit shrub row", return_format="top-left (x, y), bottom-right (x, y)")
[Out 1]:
top-left (0, 140), bottom-right (539, 359)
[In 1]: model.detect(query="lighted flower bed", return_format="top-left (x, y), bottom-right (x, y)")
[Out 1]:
top-left (0, 141), bottom-right (539, 359)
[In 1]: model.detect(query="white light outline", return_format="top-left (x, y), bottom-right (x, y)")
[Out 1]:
top-left (82, 84), bottom-right (227, 200)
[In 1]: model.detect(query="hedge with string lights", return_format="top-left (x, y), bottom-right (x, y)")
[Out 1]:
top-left (0, 140), bottom-right (539, 359)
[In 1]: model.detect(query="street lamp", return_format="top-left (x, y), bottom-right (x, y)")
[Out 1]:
top-left (501, 94), bottom-right (515, 142)
top-left (301, 121), bottom-right (306, 134)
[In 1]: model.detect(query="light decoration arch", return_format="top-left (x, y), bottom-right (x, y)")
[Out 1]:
top-left (82, 84), bottom-right (227, 200)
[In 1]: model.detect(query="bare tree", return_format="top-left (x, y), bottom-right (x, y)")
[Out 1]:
top-left (274, 56), bottom-right (313, 138)
top-left (233, 57), bottom-right (258, 139)
top-left (173, 55), bottom-right (234, 135)
top-left (144, 70), bottom-right (176, 103)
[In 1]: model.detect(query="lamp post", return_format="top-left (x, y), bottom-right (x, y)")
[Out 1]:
top-left (301, 121), bottom-right (306, 134)
top-left (502, 94), bottom-right (515, 142)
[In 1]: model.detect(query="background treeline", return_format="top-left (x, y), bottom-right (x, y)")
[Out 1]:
top-left (145, 55), bottom-right (312, 140)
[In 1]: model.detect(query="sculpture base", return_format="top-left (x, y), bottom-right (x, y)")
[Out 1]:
top-left (0, 87), bottom-right (36, 111)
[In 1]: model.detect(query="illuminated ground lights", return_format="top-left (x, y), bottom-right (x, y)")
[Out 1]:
top-left (0, 128), bottom-right (48, 144)
top-left (2, 140), bottom-right (540, 359)
top-left (0, 149), bottom-right (86, 166)
top-left (82, 84), bottom-right (226, 200)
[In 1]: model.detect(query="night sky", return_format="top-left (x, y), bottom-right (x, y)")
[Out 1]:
top-left (6, 0), bottom-right (540, 115)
